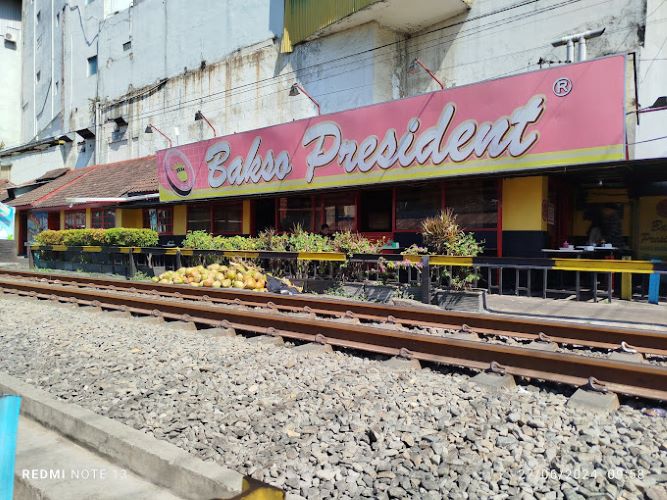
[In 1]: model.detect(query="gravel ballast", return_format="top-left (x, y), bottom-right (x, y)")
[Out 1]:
top-left (1, 294), bottom-right (666, 499)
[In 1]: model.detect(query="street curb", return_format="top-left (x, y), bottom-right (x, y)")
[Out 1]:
top-left (0, 372), bottom-right (284, 500)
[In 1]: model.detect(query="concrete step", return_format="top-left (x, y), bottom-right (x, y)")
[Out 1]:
top-left (0, 373), bottom-right (284, 500)
top-left (14, 416), bottom-right (183, 500)
top-left (0, 239), bottom-right (18, 261)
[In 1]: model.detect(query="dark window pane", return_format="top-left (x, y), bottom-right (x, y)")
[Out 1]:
top-left (446, 179), bottom-right (498, 228)
top-left (359, 190), bottom-right (392, 232)
top-left (396, 184), bottom-right (441, 231)
top-left (322, 193), bottom-right (356, 231)
top-left (279, 196), bottom-right (313, 232)
top-left (213, 203), bottom-right (242, 233)
top-left (188, 206), bottom-right (210, 232)
top-left (91, 208), bottom-right (115, 229)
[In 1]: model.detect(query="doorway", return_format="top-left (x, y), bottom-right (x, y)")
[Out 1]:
top-left (254, 198), bottom-right (276, 233)
top-left (359, 189), bottom-right (393, 238)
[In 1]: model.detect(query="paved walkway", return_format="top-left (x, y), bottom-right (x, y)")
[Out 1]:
top-left (485, 294), bottom-right (667, 332)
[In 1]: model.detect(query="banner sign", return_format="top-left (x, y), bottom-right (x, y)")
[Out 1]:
top-left (158, 55), bottom-right (626, 202)
top-left (0, 202), bottom-right (15, 240)
top-left (27, 211), bottom-right (48, 243)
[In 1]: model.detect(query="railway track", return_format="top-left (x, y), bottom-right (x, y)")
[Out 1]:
top-left (2, 269), bottom-right (666, 355)
top-left (0, 270), bottom-right (666, 401)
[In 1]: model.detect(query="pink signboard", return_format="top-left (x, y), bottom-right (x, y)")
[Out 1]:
top-left (158, 55), bottom-right (626, 202)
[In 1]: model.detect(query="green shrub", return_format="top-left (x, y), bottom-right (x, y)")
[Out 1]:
top-left (34, 230), bottom-right (63, 245)
top-left (60, 229), bottom-right (107, 246)
top-left (286, 224), bottom-right (333, 252)
top-left (332, 230), bottom-right (384, 255)
top-left (104, 228), bottom-right (159, 247)
top-left (182, 230), bottom-right (216, 250)
top-left (421, 210), bottom-right (484, 290)
top-left (213, 235), bottom-right (260, 251)
top-left (256, 229), bottom-right (288, 252)
top-left (34, 228), bottom-right (158, 247)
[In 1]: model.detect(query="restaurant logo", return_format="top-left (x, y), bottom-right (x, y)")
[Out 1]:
top-left (163, 149), bottom-right (195, 197)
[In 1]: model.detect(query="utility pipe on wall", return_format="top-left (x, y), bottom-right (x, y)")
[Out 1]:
top-left (552, 28), bottom-right (605, 62)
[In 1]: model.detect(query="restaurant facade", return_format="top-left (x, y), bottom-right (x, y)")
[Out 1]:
top-left (149, 54), bottom-right (655, 259)
top-left (10, 54), bottom-right (667, 263)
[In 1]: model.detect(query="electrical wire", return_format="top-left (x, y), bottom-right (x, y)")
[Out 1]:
top-left (122, 0), bottom-right (606, 122)
top-left (127, 23), bottom-right (635, 124)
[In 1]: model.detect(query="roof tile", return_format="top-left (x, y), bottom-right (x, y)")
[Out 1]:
top-left (9, 156), bottom-right (157, 209)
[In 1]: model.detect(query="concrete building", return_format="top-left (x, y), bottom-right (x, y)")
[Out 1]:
top-left (0, 0), bottom-right (22, 157)
top-left (3, 0), bottom-right (667, 266)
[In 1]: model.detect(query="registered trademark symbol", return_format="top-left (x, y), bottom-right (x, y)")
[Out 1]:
top-left (553, 77), bottom-right (572, 97)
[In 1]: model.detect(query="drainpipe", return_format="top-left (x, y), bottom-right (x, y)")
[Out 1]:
top-left (94, 100), bottom-right (100, 164)
top-left (577, 36), bottom-right (587, 62)
top-left (566, 39), bottom-right (574, 64)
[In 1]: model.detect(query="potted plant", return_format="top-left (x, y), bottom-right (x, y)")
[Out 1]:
top-left (421, 210), bottom-right (486, 312)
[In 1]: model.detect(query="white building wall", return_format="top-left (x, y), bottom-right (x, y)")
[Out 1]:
top-left (0, 0), bottom-right (22, 148)
top-left (634, 0), bottom-right (667, 159)
top-left (4, 0), bottom-right (664, 184)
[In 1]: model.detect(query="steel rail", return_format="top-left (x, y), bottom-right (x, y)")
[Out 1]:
top-left (1, 277), bottom-right (666, 401)
top-left (2, 270), bottom-right (666, 355)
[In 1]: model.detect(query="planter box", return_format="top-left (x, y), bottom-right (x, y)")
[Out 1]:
top-left (98, 264), bottom-right (115, 274)
top-left (304, 278), bottom-right (336, 294)
top-left (434, 288), bottom-right (486, 313)
top-left (341, 283), bottom-right (397, 303)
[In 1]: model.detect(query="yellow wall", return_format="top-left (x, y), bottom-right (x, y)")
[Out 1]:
top-left (85, 208), bottom-right (92, 228)
top-left (502, 176), bottom-right (547, 231)
top-left (243, 200), bottom-right (251, 234)
top-left (117, 208), bottom-right (143, 228)
top-left (59, 210), bottom-right (65, 230)
top-left (173, 205), bottom-right (187, 235)
top-left (637, 195), bottom-right (667, 259)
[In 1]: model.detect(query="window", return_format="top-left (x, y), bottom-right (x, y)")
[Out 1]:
top-left (213, 202), bottom-right (242, 234)
top-left (187, 205), bottom-right (210, 232)
top-left (91, 208), bottom-right (116, 229)
top-left (64, 210), bottom-right (86, 229)
top-left (87, 56), bottom-right (98, 76)
top-left (36, 71), bottom-right (41, 83)
top-left (446, 179), bottom-right (499, 228)
top-left (396, 184), bottom-right (441, 231)
top-left (143, 207), bottom-right (173, 234)
top-left (278, 196), bottom-right (313, 231)
top-left (123, 41), bottom-right (131, 51)
top-left (321, 193), bottom-right (356, 231)
top-left (359, 189), bottom-right (392, 232)
top-left (48, 212), bottom-right (60, 230)
top-left (54, 81), bottom-right (59, 96)
top-left (56, 12), bottom-right (60, 26)
top-left (36, 10), bottom-right (41, 23)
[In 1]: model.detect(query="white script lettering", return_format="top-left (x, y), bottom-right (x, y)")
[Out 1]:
top-left (302, 95), bottom-right (545, 182)
top-left (205, 137), bottom-right (292, 188)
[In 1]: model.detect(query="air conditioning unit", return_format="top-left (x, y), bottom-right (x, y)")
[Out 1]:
top-left (5, 32), bottom-right (15, 42)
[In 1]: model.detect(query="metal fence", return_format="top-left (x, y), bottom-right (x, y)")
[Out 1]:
top-left (28, 245), bottom-right (665, 304)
